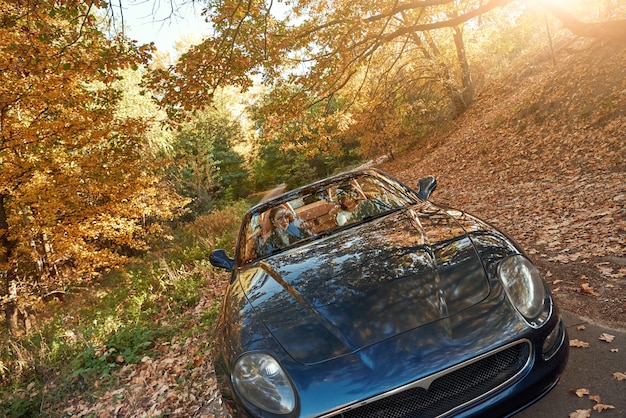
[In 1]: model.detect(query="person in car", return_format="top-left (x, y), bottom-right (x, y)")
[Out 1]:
top-left (261, 207), bottom-right (311, 254)
top-left (335, 187), bottom-right (382, 226)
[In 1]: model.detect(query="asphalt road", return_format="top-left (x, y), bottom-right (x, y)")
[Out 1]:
top-left (514, 311), bottom-right (626, 418)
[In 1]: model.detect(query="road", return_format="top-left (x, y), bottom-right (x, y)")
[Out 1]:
top-left (514, 311), bottom-right (626, 418)
top-left (260, 183), bottom-right (287, 202)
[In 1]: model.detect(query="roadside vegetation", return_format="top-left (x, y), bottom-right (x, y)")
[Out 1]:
top-left (0, 201), bottom-right (248, 416)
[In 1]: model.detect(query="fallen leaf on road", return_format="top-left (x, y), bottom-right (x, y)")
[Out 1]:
top-left (593, 403), bottom-right (615, 412)
top-left (570, 388), bottom-right (590, 397)
top-left (598, 333), bottom-right (615, 343)
top-left (569, 409), bottom-right (591, 418)
top-left (578, 282), bottom-right (600, 296)
top-left (577, 325), bottom-right (586, 331)
top-left (610, 348), bottom-right (619, 353)
top-left (588, 395), bottom-right (602, 403)
top-left (570, 339), bottom-right (590, 348)
top-left (596, 263), bottom-right (617, 277)
top-left (613, 372), bottom-right (626, 381)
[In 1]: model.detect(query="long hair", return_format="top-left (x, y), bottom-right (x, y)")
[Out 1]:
top-left (269, 206), bottom-right (293, 225)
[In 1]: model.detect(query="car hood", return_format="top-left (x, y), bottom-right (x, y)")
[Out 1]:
top-left (238, 204), bottom-right (490, 365)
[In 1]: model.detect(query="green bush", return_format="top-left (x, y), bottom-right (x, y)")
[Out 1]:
top-left (0, 201), bottom-right (246, 416)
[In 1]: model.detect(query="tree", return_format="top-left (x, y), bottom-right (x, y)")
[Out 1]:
top-left (249, 90), bottom-right (362, 188)
top-left (168, 105), bottom-right (249, 213)
top-left (152, 1), bottom-right (512, 111)
top-left (0, 0), bottom-right (185, 333)
top-left (146, 0), bottom-right (527, 163)
top-left (148, 0), bottom-right (625, 157)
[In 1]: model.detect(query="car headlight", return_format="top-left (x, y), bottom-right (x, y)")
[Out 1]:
top-left (498, 255), bottom-right (549, 326)
top-left (232, 352), bottom-right (297, 415)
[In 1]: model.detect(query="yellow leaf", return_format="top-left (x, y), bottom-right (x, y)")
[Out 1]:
top-left (593, 404), bottom-right (615, 412)
top-left (571, 388), bottom-right (590, 397)
top-left (570, 339), bottom-right (590, 348)
top-left (569, 409), bottom-right (591, 418)
top-left (598, 333), bottom-right (615, 343)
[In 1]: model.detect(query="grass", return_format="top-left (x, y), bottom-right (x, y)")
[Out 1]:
top-left (0, 200), bottom-right (250, 417)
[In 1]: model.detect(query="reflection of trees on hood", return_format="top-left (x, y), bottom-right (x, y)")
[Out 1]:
top-left (241, 207), bottom-right (490, 365)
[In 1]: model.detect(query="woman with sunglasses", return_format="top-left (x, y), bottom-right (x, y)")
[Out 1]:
top-left (261, 207), bottom-right (311, 255)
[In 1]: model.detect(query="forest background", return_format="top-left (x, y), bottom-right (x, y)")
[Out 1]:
top-left (1, 0), bottom-right (624, 416)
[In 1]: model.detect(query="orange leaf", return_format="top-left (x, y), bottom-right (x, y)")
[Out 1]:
top-left (578, 282), bottom-right (600, 296)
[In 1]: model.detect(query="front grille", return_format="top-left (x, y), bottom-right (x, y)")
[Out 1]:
top-left (330, 341), bottom-right (531, 418)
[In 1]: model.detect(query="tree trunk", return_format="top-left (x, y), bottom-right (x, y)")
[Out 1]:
top-left (0, 193), bottom-right (18, 333)
top-left (6, 281), bottom-right (19, 333)
top-left (452, 25), bottom-right (474, 109)
top-left (413, 32), bottom-right (470, 116)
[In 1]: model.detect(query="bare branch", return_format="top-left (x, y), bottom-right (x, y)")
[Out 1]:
top-left (378, 0), bottom-right (513, 41)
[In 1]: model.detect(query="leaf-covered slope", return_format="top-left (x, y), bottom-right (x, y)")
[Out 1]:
top-left (382, 38), bottom-right (626, 328)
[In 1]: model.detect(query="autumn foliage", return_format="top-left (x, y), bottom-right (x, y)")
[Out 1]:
top-left (0, 0), bottom-right (625, 415)
top-left (0, 1), bottom-right (185, 333)
top-left (151, 0), bottom-right (626, 163)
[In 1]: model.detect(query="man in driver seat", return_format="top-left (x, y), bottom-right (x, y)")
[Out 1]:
top-left (335, 186), bottom-right (380, 226)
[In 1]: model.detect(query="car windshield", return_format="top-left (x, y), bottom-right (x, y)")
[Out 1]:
top-left (237, 172), bottom-right (416, 264)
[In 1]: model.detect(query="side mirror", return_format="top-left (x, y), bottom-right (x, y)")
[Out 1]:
top-left (417, 176), bottom-right (437, 201)
top-left (209, 249), bottom-right (235, 271)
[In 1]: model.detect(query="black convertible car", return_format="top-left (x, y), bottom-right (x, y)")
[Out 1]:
top-left (209, 168), bottom-right (568, 418)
